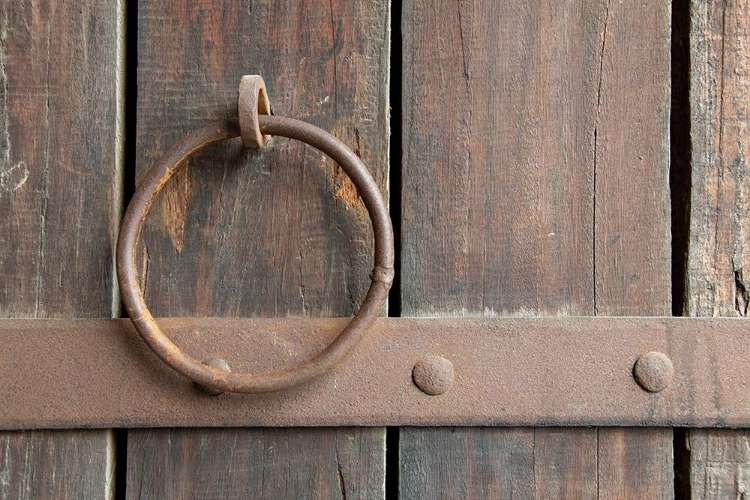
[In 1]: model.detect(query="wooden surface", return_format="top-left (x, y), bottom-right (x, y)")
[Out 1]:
top-left (400, 0), bottom-right (672, 497)
top-left (2, 0), bottom-right (741, 497)
top-left (688, 430), bottom-right (750, 499)
top-left (0, 0), bottom-right (121, 498)
top-left (0, 431), bottom-right (114, 499)
top-left (136, 0), bottom-right (390, 319)
top-left (127, 428), bottom-right (384, 500)
top-left (686, 0), bottom-right (750, 497)
top-left (129, 0), bottom-right (391, 497)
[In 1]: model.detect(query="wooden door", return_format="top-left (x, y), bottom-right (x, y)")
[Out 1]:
top-left (400, 0), bottom-right (672, 497)
top-left (1, 0), bottom-right (748, 499)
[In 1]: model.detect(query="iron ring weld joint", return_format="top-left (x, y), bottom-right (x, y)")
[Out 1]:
top-left (115, 76), bottom-right (394, 394)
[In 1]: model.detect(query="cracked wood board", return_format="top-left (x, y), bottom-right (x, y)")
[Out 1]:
top-left (400, 0), bottom-right (672, 497)
top-left (0, 0), bottom-right (122, 497)
top-left (127, 0), bottom-right (391, 497)
top-left (686, 0), bottom-right (750, 497)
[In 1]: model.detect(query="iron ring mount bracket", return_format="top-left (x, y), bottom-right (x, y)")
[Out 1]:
top-left (116, 75), bottom-right (395, 394)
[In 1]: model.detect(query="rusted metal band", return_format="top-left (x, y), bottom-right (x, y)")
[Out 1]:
top-left (2, 317), bottom-right (750, 429)
top-left (116, 116), bottom-right (394, 394)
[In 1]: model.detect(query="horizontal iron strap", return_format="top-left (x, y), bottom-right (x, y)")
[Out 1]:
top-left (1, 317), bottom-right (747, 429)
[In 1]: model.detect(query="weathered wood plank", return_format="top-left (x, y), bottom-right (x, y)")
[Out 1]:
top-left (399, 427), bottom-right (535, 499)
top-left (135, 0), bottom-right (390, 319)
top-left (0, 0), bottom-right (121, 497)
top-left (592, 0), bottom-right (674, 495)
top-left (129, 0), bottom-right (391, 497)
top-left (0, 431), bottom-right (114, 499)
top-left (401, 0), bottom-right (596, 317)
top-left (127, 428), bottom-right (384, 500)
top-left (597, 428), bottom-right (672, 499)
top-left (400, 0), bottom-right (672, 497)
top-left (688, 430), bottom-right (750, 499)
top-left (687, 0), bottom-right (750, 497)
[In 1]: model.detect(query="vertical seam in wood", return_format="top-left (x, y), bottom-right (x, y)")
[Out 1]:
top-left (388, 0), bottom-right (402, 319)
top-left (593, 0), bottom-right (611, 316)
top-left (532, 428), bottom-right (537, 493)
top-left (111, 0), bottom-right (127, 318)
top-left (386, 2), bottom-right (401, 497)
top-left (36, 11), bottom-right (53, 317)
top-left (717, 4), bottom-right (726, 167)
top-left (109, 0), bottom-right (130, 497)
top-left (329, 0), bottom-right (338, 122)
top-left (596, 428), bottom-right (600, 499)
top-left (670, 0), bottom-right (692, 318)
top-left (115, 0), bottom-right (137, 496)
top-left (0, 1), bottom-right (8, 173)
top-left (1, 438), bottom-right (10, 497)
top-left (105, 430), bottom-right (116, 500)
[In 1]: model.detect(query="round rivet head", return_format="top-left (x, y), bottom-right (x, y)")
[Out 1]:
top-left (413, 355), bottom-right (454, 395)
top-left (195, 358), bottom-right (232, 396)
top-left (633, 351), bottom-right (674, 393)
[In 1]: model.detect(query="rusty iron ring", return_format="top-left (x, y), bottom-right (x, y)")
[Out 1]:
top-left (116, 116), bottom-right (394, 393)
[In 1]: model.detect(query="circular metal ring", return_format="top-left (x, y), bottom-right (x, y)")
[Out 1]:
top-left (116, 115), bottom-right (394, 393)
top-left (238, 75), bottom-right (272, 148)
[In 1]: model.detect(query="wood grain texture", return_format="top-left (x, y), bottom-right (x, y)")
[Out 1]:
top-left (129, 0), bottom-right (391, 497)
top-left (0, 0), bottom-right (121, 498)
top-left (127, 428), bottom-right (384, 500)
top-left (688, 430), bottom-right (750, 499)
top-left (687, 0), bottom-right (750, 497)
top-left (136, 0), bottom-right (390, 319)
top-left (400, 0), bottom-right (672, 498)
top-left (401, 0), bottom-right (596, 317)
top-left (0, 431), bottom-right (114, 499)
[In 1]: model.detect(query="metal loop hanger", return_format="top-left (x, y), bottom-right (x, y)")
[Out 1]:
top-left (116, 75), bottom-right (394, 394)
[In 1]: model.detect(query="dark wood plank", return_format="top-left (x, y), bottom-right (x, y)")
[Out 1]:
top-left (0, 0), bottom-right (121, 497)
top-left (400, 428), bottom-right (603, 499)
top-left (400, 0), bottom-right (672, 497)
top-left (0, 431), bottom-right (114, 499)
top-left (127, 428), bottom-right (384, 500)
top-left (401, 0), bottom-right (596, 317)
top-left (686, 0), bottom-right (750, 497)
top-left (135, 0), bottom-right (390, 319)
top-left (129, 0), bottom-right (391, 497)
top-left (399, 428), bottom-right (535, 499)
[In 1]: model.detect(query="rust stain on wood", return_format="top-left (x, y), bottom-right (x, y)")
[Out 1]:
top-left (160, 165), bottom-right (193, 253)
top-left (331, 164), bottom-right (362, 211)
top-left (325, 119), bottom-right (366, 213)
